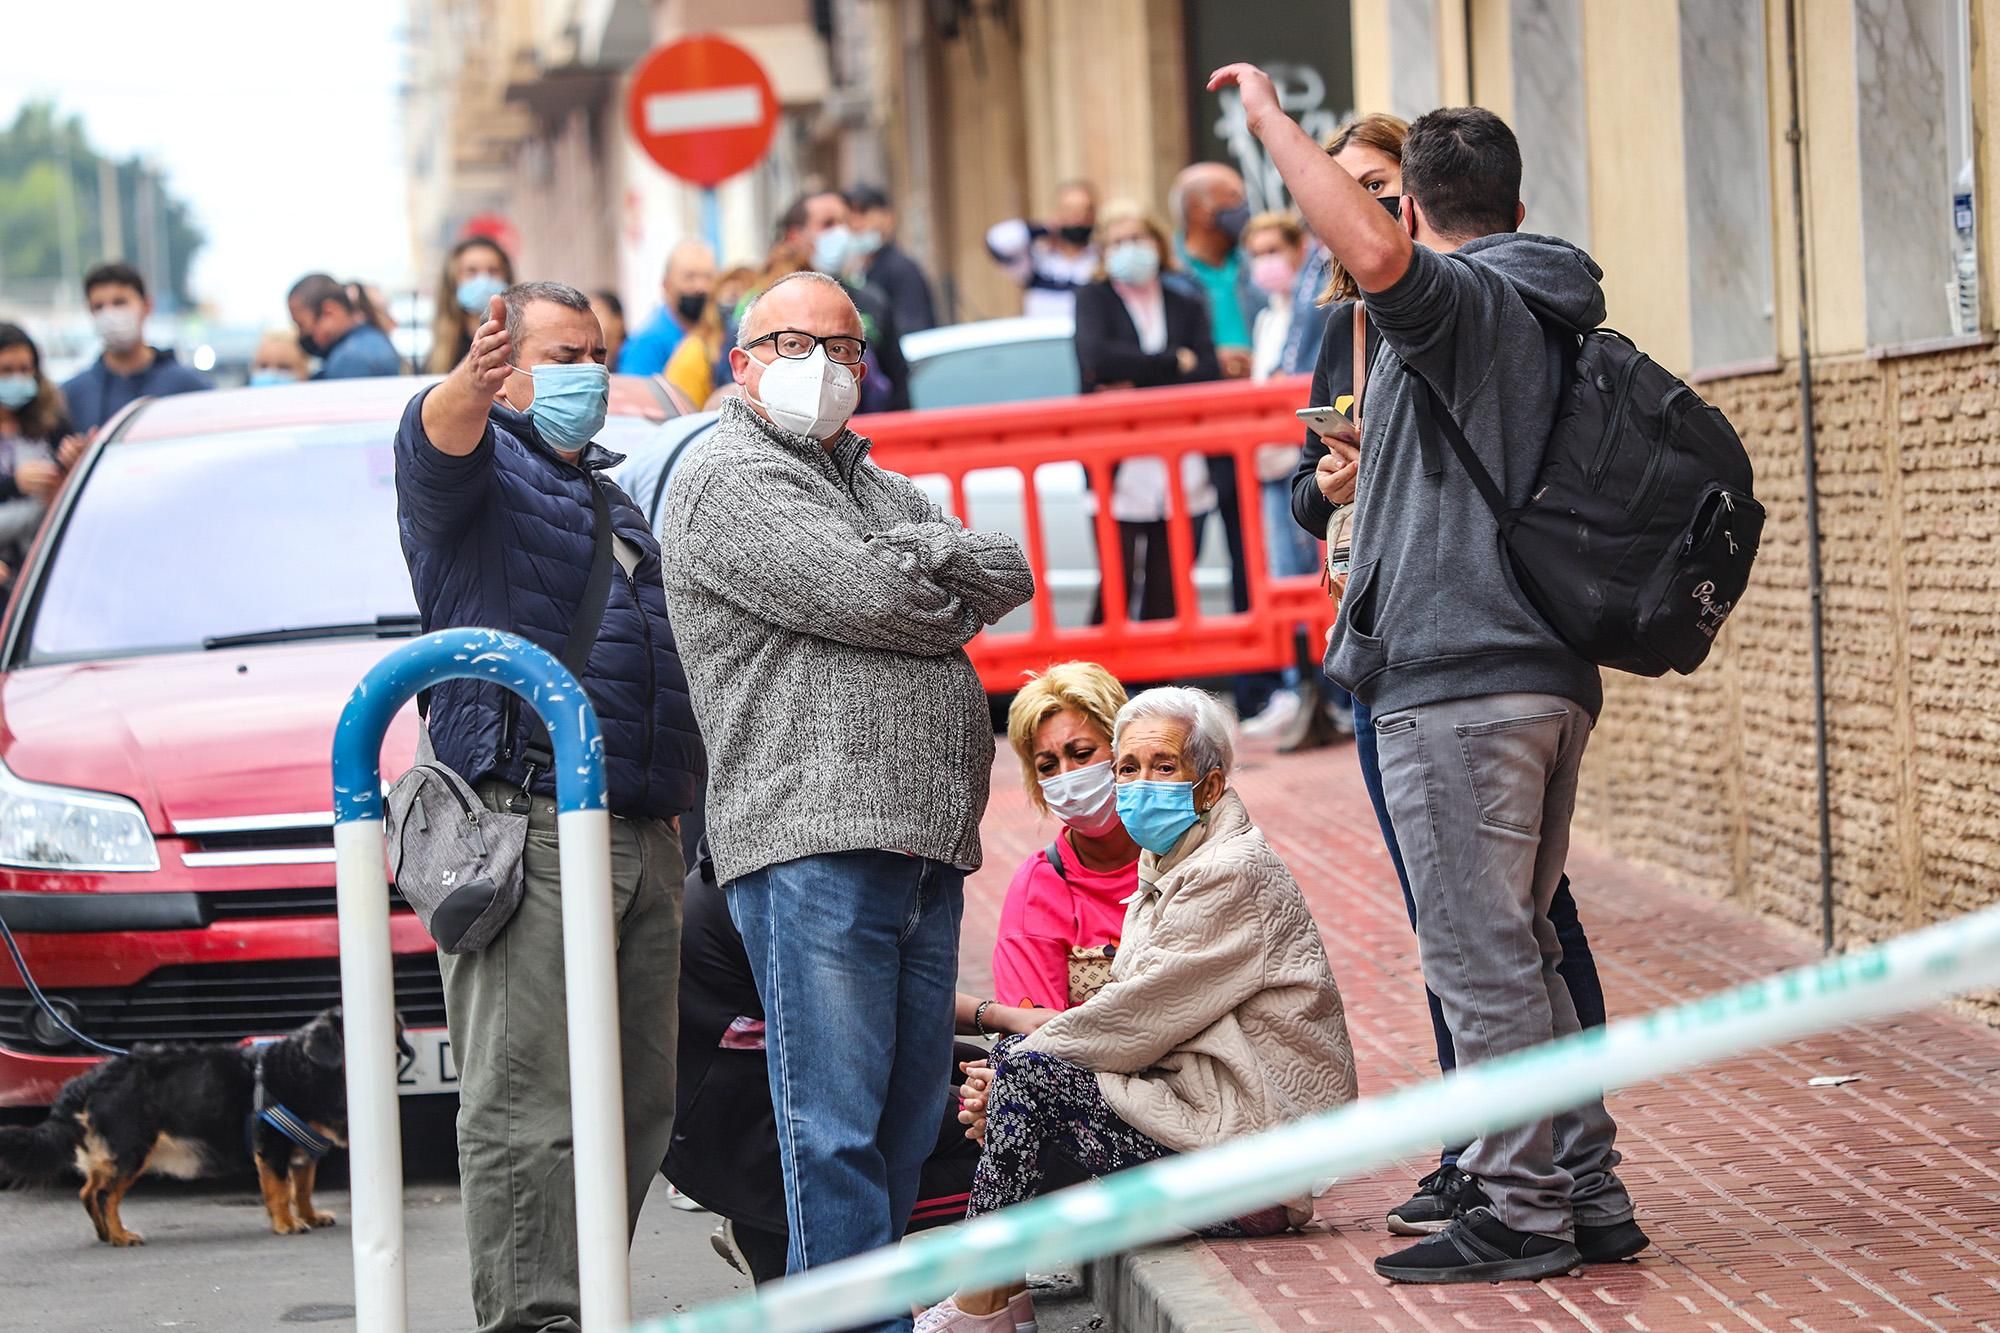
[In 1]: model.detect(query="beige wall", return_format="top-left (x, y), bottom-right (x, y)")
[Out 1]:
top-left (1573, 343), bottom-right (2000, 1018)
top-left (1351, 0), bottom-right (1392, 125)
top-left (1770, 0), bottom-right (1866, 357)
top-left (1581, 0), bottom-right (1692, 372)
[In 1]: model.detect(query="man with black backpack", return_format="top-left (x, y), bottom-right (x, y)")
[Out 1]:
top-left (1211, 66), bottom-right (1653, 1284)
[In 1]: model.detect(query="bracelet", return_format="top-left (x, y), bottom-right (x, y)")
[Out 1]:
top-left (972, 999), bottom-right (997, 1039)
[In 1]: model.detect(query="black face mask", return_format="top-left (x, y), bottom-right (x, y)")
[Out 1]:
top-left (1214, 203), bottom-right (1252, 246)
top-left (297, 329), bottom-right (326, 359)
top-left (1058, 223), bottom-right (1095, 246)
top-left (1378, 195), bottom-right (1403, 219)
top-left (676, 292), bottom-right (708, 324)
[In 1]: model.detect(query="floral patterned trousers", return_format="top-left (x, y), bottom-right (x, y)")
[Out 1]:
top-left (967, 1034), bottom-right (1243, 1238)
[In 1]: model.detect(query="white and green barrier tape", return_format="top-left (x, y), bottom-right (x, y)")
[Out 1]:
top-left (638, 901), bottom-right (2000, 1333)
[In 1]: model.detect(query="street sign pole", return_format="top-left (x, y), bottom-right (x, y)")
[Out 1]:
top-left (701, 187), bottom-right (722, 262)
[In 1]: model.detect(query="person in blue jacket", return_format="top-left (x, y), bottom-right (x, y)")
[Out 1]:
top-left (394, 280), bottom-right (702, 1333)
top-left (287, 273), bottom-right (403, 379)
top-left (60, 262), bottom-right (212, 435)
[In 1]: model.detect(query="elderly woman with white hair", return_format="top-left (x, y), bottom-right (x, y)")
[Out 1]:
top-left (920, 686), bottom-right (1357, 1332)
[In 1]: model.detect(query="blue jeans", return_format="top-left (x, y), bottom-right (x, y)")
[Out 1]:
top-left (1262, 479), bottom-right (1323, 693)
top-left (1350, 697), bottom-right (1606, 1165)
top-left (727, 851), bottom-right (964, 1331)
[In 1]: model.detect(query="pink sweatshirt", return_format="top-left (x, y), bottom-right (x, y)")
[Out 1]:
top-left (991, 834), bottom-right (1138, 1011)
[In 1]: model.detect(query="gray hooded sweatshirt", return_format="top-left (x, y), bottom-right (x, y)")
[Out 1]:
top-left (1326, 231), bottom-right (1606, 719)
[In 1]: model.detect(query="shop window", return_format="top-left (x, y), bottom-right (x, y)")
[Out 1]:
top-left (1680, 0), bottom-right (1779, 371)
top-left (1856, 0), bottom-right (1980, 349)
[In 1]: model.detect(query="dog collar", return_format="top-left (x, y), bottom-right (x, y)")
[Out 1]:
top-left (250, 1044), bottom-right (336, 1160)
top-left (256, 1102), bottom-right (336, 1160)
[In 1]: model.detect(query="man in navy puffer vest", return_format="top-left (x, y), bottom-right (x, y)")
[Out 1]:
top-left (394, 280), bottom-right (703, 1333)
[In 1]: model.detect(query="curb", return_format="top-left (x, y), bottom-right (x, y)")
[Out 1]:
top-left (1084, 1241), bottom-right (1283, 1333)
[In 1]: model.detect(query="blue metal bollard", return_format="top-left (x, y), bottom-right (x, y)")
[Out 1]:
top-left (331, 629), bottom-right (626, 1332)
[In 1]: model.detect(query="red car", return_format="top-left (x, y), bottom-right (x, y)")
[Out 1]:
top-left (0, 375), bottom-right (691, 1110)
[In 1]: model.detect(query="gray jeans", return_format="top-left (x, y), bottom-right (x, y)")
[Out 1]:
top-left (439, 782), bottom-right (683, 1333)
top-left (1373, 692), bottom-right (1632, 1237)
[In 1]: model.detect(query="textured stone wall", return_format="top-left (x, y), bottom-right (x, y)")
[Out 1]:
top-left (1572, 345), bottom-right (2000, 1016)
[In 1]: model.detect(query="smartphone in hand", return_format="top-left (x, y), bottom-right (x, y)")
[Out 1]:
top-left (1295, 404), bottom-right (1353, 439)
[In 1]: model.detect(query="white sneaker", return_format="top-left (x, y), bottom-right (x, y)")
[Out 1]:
top-left (1240, 689), bottom-right (1303, 739)
top-left (915, 1297), bottom-right (1019, 1333)
top-left (665, 1183), bottom-right (708, 1212)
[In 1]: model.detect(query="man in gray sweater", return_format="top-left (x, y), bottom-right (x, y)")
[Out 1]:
top-left (1215, 66), bottom-right (1645, 1284)
top-left (659, 272), bottom-right (1032, 1322)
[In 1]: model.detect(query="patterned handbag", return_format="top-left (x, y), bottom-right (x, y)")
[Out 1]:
top-left (1066, 944), bottom-right (1116, 1007)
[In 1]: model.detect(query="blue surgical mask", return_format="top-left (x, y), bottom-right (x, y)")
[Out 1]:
top-left (0, 375), bottom-right (36, 410)
top-left (520, 362), bottom-right (609, 452)
top-left (248, 369), bottom-right (295, 387)
top-left (1114, 779), bottom-right (1202, 855)
top-left (1105, 240), bottom-right (1160, 286)
top-left (457, 274), bottom-right (508, 315)
top-left (813, 225), bottom-right (854, 276)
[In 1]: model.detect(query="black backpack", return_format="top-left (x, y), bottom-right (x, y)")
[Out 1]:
top-left (1414, 320), bottom-right (1764, 677)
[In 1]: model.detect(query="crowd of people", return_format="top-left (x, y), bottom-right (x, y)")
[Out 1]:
top-left (0, 60), bottom-right (1649, 1333)
top-left (377, 58), bottom-right (1649, 1333)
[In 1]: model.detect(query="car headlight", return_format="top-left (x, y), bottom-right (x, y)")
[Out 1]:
top-left (0, 758), bottom-right (160, 872)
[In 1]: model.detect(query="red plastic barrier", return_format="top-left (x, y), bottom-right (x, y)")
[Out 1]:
top-left (857, 375), bottom-right (1331, 693)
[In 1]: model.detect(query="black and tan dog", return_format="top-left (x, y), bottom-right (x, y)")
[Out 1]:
top-left (0, 1006), bottom-right (409, 1246)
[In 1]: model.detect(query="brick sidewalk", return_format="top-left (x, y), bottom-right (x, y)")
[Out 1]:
top-left (959, 741), bottom-right (2000, 1332)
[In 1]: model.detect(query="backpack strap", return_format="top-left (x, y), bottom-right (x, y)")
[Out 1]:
top-left (1042, 839), bottom-right (1069, 882)
top-left (1412, 384), bottom-right (1511, 527)
top-left (649, 417), bottom-right (721, 520)
top-left (1351, 303), bottom-right (1368, 427)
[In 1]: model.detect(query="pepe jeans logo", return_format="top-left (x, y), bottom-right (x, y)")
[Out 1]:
top-left (1690, 579), bottom-right (1734, 639)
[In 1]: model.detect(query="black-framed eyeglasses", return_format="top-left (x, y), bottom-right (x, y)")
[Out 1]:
top-left (744, 329), bottom-right (868, 365)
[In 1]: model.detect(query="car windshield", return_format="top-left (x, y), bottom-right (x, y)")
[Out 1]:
top-left (24, 422), bottom-right (420, 663)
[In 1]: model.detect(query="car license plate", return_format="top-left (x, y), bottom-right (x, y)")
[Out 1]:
top-left (396, 1029), bottom-right (458, 1096)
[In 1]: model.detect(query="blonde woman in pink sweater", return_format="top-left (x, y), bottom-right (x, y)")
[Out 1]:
top-left (991, 663), bottom-right (1141, 1015)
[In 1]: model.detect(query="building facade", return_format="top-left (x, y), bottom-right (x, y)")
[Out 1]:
top-left (404, 0), bottom-right (2000, 997)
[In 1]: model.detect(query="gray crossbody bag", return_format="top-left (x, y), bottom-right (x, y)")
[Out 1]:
top-left (385, 479), bottom-right (615, 953)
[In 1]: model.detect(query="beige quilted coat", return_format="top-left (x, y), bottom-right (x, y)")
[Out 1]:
top-left (1020, 789), bottom-right (1358, 1152)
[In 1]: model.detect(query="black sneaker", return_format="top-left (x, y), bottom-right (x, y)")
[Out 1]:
top-left (1375, 1206), bottom-right (1582, 1284)
top-left (1576, 1217), bottom-right (1649, 1263)
top-left (1386, 1163), bottom-right (1483, 1236)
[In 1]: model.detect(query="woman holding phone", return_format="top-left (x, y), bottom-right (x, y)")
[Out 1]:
top-left (1287, 112), bottom-right (1615, 1241)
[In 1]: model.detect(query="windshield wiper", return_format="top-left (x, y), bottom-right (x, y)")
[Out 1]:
top-left (202, 615), bottom-right (425, 650)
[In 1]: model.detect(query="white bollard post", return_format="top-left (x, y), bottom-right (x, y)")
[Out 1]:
top-left (333, 818), bottom-right (406, 1333)
top-left (333, 629), bottom-right (626, 1332)
top-left (556, 807), bottom-right (632, 1330)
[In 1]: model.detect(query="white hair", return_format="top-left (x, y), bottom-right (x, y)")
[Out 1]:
top-left (735, 271), bottom-right (862, 349)
top-left (1113, 686), bottom-right (1235, 780)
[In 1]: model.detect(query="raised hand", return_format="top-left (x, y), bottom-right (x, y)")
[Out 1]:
top-left (1207, 63), bottom-right (1283, 132)
top-left (465, 293), bottom-right (512, 399)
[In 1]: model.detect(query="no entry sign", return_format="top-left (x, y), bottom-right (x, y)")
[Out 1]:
top-left (625, 35), bottom-right (779, 189)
